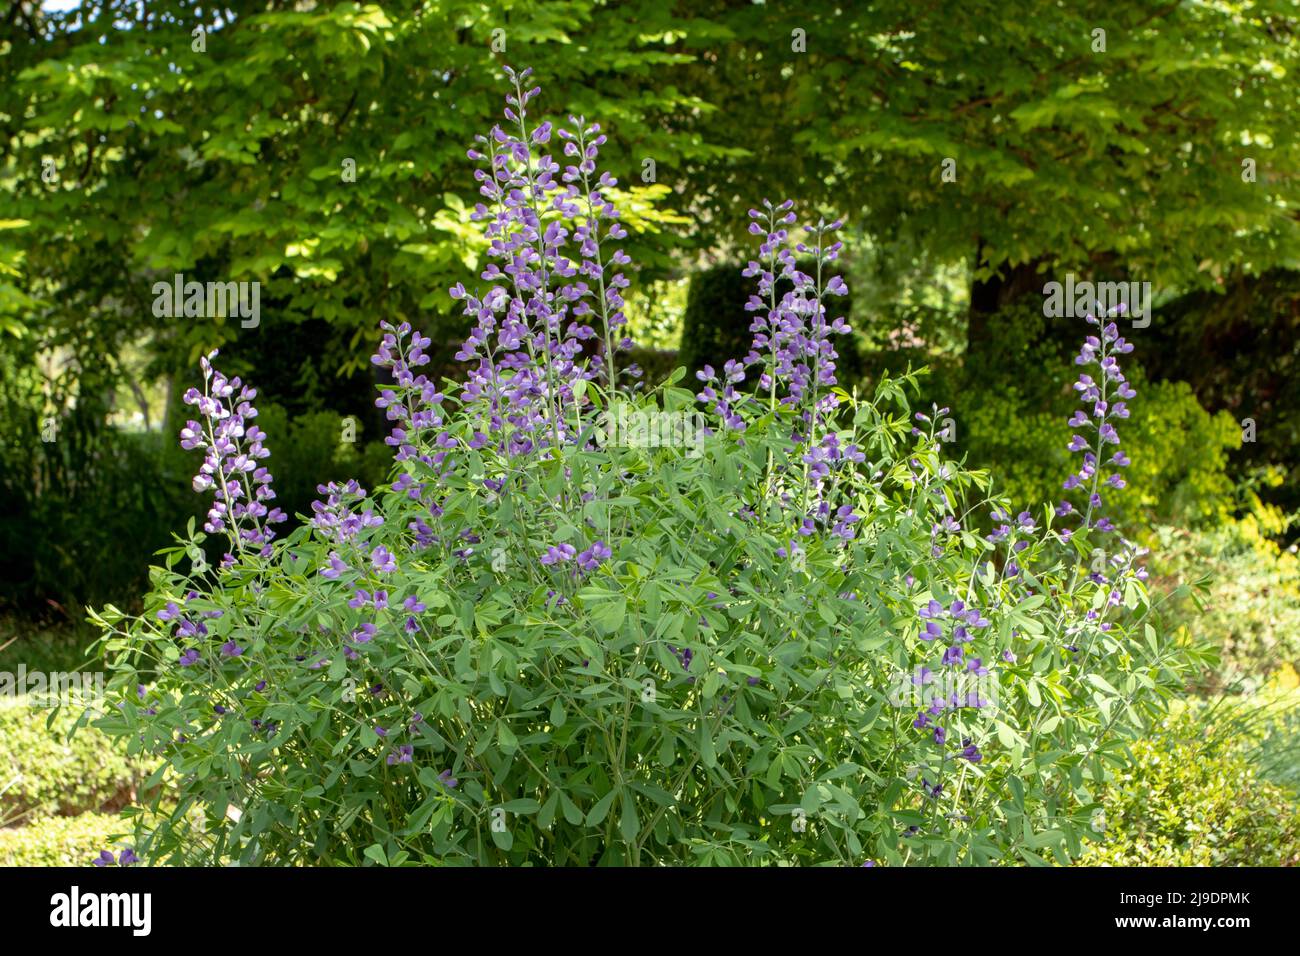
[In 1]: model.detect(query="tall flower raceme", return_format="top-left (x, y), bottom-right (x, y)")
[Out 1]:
top-left (362, 68), bottom-right (638, 573)
top-left (448, 65), bottom-right (634, 463)
top-left (369, 320), bottom-right (444, 469)
top-left (1060, 308), bottom-right (1137, 538)
top-left (180, 350), bottom-right (286, 565)
top-left (697, 199), bottom-right (863, 555)
top-left (90, 70), bottom-right (1197, 869)
top-left (1054, 307), bottom-right (1151, 651)
top-left (980, 308), bottom-right (1150, 621)
top-left (701, 200), bottom-right (852, 438)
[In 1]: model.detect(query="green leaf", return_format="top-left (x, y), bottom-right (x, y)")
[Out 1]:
top-left (539, 790), bottom-right (559, 829)
top-left (501, 798), bottom-right (540, 814)
top-left (1086, 674), bottom-right (1118, 696)
top-left (619, 791), bottom-right (639, 844)
top-left (560, 791), bottom-right (584, 826)
top-left (586, 788), bottom-right (618, 827)
top-left (491, 824), bottom-right (514, 852)
top-left (699, 723), bottom-right (717, 768)
top-left (497, 721), bottom-right (518, 753)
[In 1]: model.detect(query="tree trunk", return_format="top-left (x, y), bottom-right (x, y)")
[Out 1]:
top-left (966, 241), bottom-right (1046, 358)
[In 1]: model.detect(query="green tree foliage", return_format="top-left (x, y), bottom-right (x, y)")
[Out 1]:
top-left (0, 1), bottom-right (723, 607)
top-left (2, 1), bottom-right (716, 375)
top-left (1144, 268), bottom-right (1300, 517)
top-left (672, 1), bottom-right (1300, 298)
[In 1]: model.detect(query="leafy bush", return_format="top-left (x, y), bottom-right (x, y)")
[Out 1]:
top-left (0, 695), bottom-right (150, 823)
top-left (0, 812), bottom-right (130, 867)
top-left (964, 377), bottom-right (1238, 531)
top-left (961, 301), bottom-right (1238, 530)
top-left (89, 71), bottom-right (1197, 867)
top-left (1143, 269), bottom-right (1300, 522)
top-left (1081, 703), bottom-right (1300, 867)
top-left (1150, 519), bottom-right (1300, 689)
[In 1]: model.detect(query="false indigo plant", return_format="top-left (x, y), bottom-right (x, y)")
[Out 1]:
top-left (180, 352), bottom-right (287, 565)
top-left (88, 70), bottom-right (1198, 867)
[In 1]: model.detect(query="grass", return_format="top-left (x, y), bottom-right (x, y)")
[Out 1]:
top-left (0, 812), bottom-right (130, 867)
top-left (0, 611), bottom-right (100, 676)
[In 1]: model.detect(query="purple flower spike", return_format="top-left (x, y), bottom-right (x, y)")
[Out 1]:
top-left (438, 72), bottom-right (642, 459)
top-left (1061, 307), bottom-right (1137, 532)
top-left (180, 351), bottom-right (286, 560)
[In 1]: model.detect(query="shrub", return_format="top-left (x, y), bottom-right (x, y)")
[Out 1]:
top-left (1142, 268), bottom-right (1300, 523)
top-left (1150, 519), bottom-right (1300, 689)
top-left (964, 377), bottom-right (1238, 531)
top-left (0, 812), bottom-right (131, 867)
top-left (1080, 703), bottom-right (1300, 866)
top-left (961, 301), bottom-right (1238, 530)
top-left (89, 69), bottom-right (1197, 867)
top-left (0, 694), bottom-right (150, 823)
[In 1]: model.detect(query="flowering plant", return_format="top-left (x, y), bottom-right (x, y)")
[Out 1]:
top-left (89, 69), bottom-right (1200, 866)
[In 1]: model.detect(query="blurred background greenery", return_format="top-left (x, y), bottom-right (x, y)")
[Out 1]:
top-left (1, 0), bottom-right (1298, 865)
